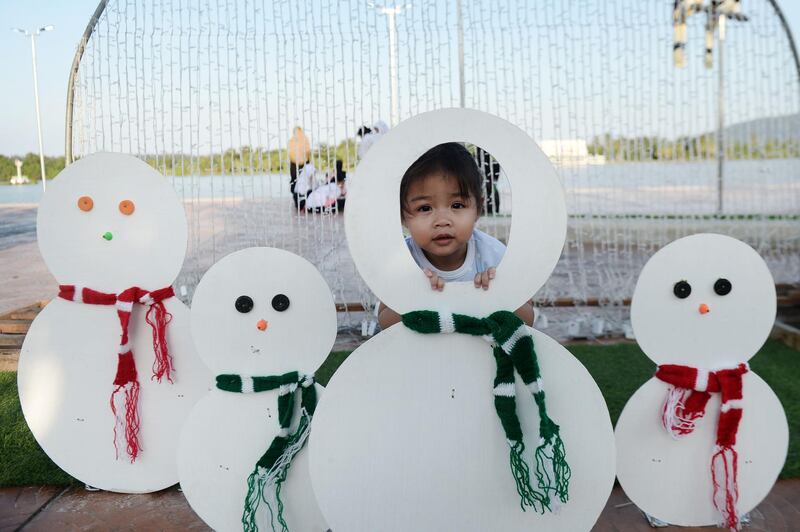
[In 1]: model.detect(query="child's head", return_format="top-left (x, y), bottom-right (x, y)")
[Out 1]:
top-left (400, 142), bottom-right (485, 271)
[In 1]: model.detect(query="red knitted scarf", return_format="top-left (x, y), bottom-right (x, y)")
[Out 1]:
top-left (656, 363), bottom-right (749, 531)
top-left (58, 284), bottom-right (175, 462)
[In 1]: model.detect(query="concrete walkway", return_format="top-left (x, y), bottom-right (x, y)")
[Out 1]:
top-left (2, 481), bottom-right (799, 531)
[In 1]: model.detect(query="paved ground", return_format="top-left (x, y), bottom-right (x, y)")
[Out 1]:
top-left (2, 481), bottom-right (799, 531)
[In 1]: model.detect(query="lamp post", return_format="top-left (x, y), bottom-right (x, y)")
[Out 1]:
top-left (12, 25), bottom-right (54, 193)
top-left (370, 3), bottom-right (410, 127)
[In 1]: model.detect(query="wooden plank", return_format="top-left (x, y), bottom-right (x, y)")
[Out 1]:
top-left (0, 352), bottom-right (19, 372)
top-left (0, 301), bottom-right (48, 321)
top-left (772, 321), bottom-right (800, 352)
top-left (0, 320), bottom-right (31, 334)
top-left (0, 335), bottom-right (24, 349)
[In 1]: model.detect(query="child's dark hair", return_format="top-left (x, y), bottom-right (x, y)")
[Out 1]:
top-left (400, 142), bottom-right (484, 214)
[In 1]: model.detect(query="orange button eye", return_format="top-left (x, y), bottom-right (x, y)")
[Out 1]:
top-left (77, 196), bottom-right (94, 212)
top-left (118, 199), bottom-right (135, 215)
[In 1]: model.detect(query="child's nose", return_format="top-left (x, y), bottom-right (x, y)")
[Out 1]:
top-left (434, 214), bottom-right (452, 226)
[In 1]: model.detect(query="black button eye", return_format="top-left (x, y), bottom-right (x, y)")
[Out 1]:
top-left (714, 278), bottom-right (732, 296)
top-left (271, 294), bottom-right (290, 312)
top-left (235, 295), bottom-right (254, 313)
top-left (673, 280), bottom-right (691, 299)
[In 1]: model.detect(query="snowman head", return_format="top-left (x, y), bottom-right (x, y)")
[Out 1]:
top-left (37, 153), bottom-right (187, 293)
top-left (631, 234), bottom-right (776, 367)
top-left (190, 247), bottom-right (337, 376)
top-left (345, 108), bottom-right (566, 315)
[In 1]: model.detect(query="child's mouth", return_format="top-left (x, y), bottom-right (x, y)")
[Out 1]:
top-left (432, 235), bottom-right (455, 245)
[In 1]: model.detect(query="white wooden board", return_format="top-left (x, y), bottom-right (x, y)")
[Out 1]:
top-left (18, 300), bottom-right (210, 492)
top-left (617, 233), bottom-right (787, 525)
top-left (309, 327), bottom-right (616, 532)
top-left (345, 108), bottom-right (567, 315)
top-left (179, 247), bottom-right (335, 530)
top-left (615, 375), bottom-right (788, 526)
top-left (36, 152), bottom-right (188, 293)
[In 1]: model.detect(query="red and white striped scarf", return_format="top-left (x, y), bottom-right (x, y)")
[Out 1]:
top-left (656, 362), bottom-right (749, 531)
top-left (58, 284), bottom-right (175, 462)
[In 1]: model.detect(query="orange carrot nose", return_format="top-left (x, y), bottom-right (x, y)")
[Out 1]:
top-left (256, 319), bottom-right (268, 331)
top-left (698, 303), bottom-right (710, 315)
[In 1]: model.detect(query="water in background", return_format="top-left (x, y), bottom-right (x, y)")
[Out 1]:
top-left (2, 159), bottom-right (797, 215)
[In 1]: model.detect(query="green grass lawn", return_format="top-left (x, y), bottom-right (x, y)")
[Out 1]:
top-left (2, 339), bottom-right (798, 486)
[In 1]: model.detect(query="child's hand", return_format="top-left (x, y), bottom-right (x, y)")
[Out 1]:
top-left (423, 268), bottom-right (445, 292)
top-left (474, 267), bottom-right (496, 290)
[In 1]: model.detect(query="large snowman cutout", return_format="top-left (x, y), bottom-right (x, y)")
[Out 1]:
top-left (615, 233), bottom-right (788, 529)
top-left (17, 152), bottom-right (210, 493)
top-left (309, 109), bottom-right (616, 531)
top-left (178, 247), bottom-right (334, 532)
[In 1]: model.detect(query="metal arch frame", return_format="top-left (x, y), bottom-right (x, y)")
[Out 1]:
top-left (766, 0), bottom-right (800, 96)
top-left (63, 0), bottom-right (800, 165)
top-left (64, 0), bottom-right (109, 165)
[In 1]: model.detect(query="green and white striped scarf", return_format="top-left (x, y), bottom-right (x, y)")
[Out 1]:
top-left (216, 371), bottom-right (317, 532)
top-left (402, 310), bottom-right (570, 513)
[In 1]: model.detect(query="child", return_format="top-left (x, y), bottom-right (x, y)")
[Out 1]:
top-left (378, 142), bottom-right (534, 329)
top-left (293, 161), bottom-right (316, 210)
top-left (305, 173), bottom-right (346, 213)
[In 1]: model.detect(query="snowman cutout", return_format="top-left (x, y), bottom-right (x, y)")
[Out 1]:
top-left (615, 233), bottom-right (788, 529)
top-left (17, 152), bottom-right (210, 493)
top-left (178, 247), bottom-right (334, 532)
top-left (309, 109), bottom-right (616, 531)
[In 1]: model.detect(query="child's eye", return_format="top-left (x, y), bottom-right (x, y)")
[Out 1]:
top-left (452, 202), bottom-right (466, 209)
top-left (417, 205), bottom-right (432, 213)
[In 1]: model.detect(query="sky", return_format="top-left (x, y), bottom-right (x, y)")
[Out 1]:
top-left (0, 0), bottom-right (799, 157)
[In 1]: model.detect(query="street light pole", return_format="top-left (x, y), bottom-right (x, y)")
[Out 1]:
top-left (716, 15), bottom-right (725, 215)
top-left (371, 4), bottom-right (410, 127)
top-left (12, 25), bottom-right (54, 193)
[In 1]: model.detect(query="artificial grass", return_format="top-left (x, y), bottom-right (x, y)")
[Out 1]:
top-left (1, 340), bottom-right (798, 486)
top-left (0, 372), bottom-right (76, 487)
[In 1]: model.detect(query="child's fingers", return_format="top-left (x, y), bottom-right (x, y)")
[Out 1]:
top-left (475, 270), bottom-right (493, 290)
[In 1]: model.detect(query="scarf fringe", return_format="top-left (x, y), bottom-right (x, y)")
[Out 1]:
top-left (243, 466), bottom-right (269, 532)
top-left (712, 445), bottom-right (740, 531)
top-left (242, 411), bottom-right (313, 532)
top-left (110, 381), bottom-right (141, 462)
top-left (534, 431), bottom-right (571, 504)
top-left (662, 387), bottom-right (702, 438)
top-left (507, 440), bottom-right (550, 513)
top-left (146, 301), bottom-right (174, 383)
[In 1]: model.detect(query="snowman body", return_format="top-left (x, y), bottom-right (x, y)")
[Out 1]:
top-left (615, 233), bottom-right (788, 526)
top-left (312, 326), bottom-right (615, 531)
top-left (309, 109), bottom-right (616, 531)
top-left (17, 152), bottom-right (210, 493)
top-left (178, 389), bottom-right (326, 531)
top-left (178, 247), bottom-right (335, 532)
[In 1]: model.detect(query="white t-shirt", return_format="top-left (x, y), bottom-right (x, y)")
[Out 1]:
top-left (295, 163), bottom-right (316, 195)
top-left (405, 228), bottom-right (506, 283)
top-left (305, 182), bottom-right (342, 209)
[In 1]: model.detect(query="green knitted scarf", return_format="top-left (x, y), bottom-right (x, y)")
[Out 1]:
top-left (216, 371), bottom-right (317, 532)
top-left (402, 310), bottom-right (570, 513)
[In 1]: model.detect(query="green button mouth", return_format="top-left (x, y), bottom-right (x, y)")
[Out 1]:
top-left (102, 232), bottom-right (113, 241)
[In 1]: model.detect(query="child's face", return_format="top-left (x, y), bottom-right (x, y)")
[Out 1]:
top-left (402, 172), bottom-right (480, 271)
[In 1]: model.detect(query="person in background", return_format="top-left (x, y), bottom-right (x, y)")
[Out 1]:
top-left (357, 120), bottom-right (389, 160)
top-left (288, 126), bottom-right (311, 208)
top-left (305, 159), bottom-right (347, 214)
top-left (334, 159), bottom-right (347, 212)
top-left (293, 161), bottom-right (316, 211)
top-left (475, 146), bottom-right (501, 214)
